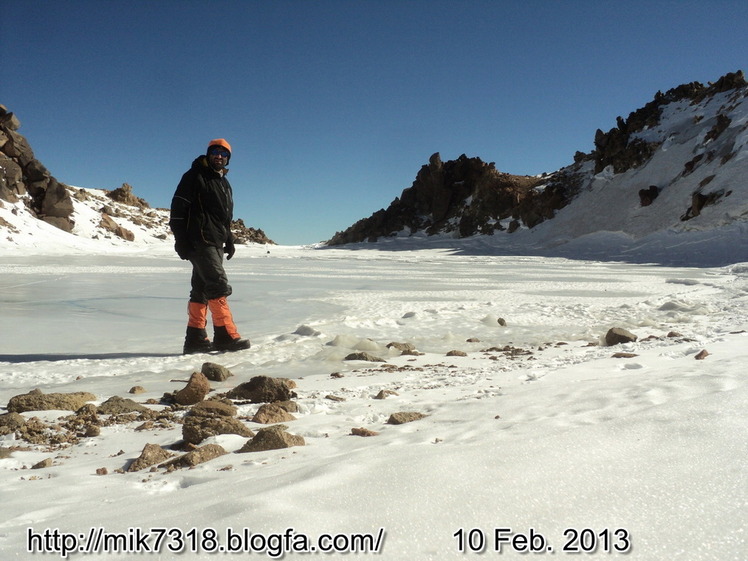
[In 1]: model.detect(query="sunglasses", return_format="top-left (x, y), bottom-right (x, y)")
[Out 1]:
top-left (209, 149), bottom-right (230, 158)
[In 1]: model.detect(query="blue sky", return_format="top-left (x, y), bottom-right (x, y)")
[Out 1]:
top-left (2, 0), bottom-right (747, 245)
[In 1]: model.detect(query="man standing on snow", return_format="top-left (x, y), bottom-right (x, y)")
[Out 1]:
top-left (169, 139), bottom-right (251, 354)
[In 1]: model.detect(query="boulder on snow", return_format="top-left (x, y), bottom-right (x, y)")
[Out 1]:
top-left (251, 403), bottom-right (296, 425)
top-left (605, 327), bottom-right (638, 346)
top-left (127, 443), bottom-right (175, 472)
top-left (226, 376), bottom-right (294, 403)
top-left (201, 362), bottom-right (233, 382)
top-left (161, 444), bottom-right (227, 469)
top-left (237, 424), bottom-right (305, 453)
top-left (174, 372), bottom-right (211, 405)
top-left (387, 412), bottom-right (427, 425)
top-left (182, 414), bottom-right (254, 445)
top-left (7, 389), bottom-right (96, 413)
top-left (97, 395), bottom-right (152, 416)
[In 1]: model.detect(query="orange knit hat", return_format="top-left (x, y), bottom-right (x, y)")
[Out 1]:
top-left (207, 139), bottom-right (232, 160)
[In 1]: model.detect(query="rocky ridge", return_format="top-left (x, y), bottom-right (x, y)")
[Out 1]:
top-left (328, 70), bottom-right (747, 245)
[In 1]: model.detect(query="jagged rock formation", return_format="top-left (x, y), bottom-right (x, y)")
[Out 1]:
top-left (328, 152), bottom-right (582, 245)
top-left (328, 70), bottom-right (747, 246)
top-left (0, 105), bottom-right (75, 231)
top-left (231, 218), bottom-right (275, 245)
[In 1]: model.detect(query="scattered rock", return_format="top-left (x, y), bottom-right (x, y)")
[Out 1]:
top-left (694, 349), bottom-right (709, 360)
top-left (84, 425), bottom-right (101, 437)
top-left (226, 376), bottom-right (294, 403)
top-left (128, 386), bottom-right (146, 395)
top-left (128, 443), bottom-right (175, 472)
top-left (466, 338), bottom-right (481, 343)
top-left (294, 325), bottom-right (321, 337)
top-left (190, 400), bottom-right (237, 417)
top-left (252, 403), bottom-right (296, 425)
top-left (351, 427), bottom-right (379, 437)
top-left (498, 318), bottom-right (507, 326)
top-left (0, 412), bottom-right (26, 433)
top-left (7, 389), bottom-right (97, 413)
top-left (32, 458), bottom-right (53, 469)
top-left (387, 412), bottom-right (427, 425)
top-left (386, 342), bottom-right (415, 352)
top-left (97, 396), bottom-right (151, 415)
top-left (95, 467), bottom-right (108, 476)
top-left (446, 350), bottom-right (467, 357)
top-left (182, 414), bottom-right (254, 445)
top-left (237, 425), bottom-right (305, 453)
top-left (325, 395), bottom-right (346, 402)
top-left (174, 372), bottom-right (211, 405)
top-left (374, 390), bottom-right (399, 400)
top-left (605, 327), bottom-right (638, 346)
top-left (201, 362), bottom-right (233, 382)
top-left (162, 444), bottom-right (227, 469)
top-left (612, 352), bottom-right (639, 358)
top-left (344, 351), bottom-right (386, 362)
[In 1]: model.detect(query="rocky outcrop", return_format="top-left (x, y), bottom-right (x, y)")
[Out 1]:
top-left (231, 218), bottom-right (276, 245)
top-left (0, 105), bottom-right (75, 231)
top-left (327, 152), bottom-right (577, 245)
top-left (591, 70), bottom-right (746, 174)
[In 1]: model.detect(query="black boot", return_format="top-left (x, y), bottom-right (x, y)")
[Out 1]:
top-left (183, 327), bottom-right (214, 354)
top-left (213, 325), bottom-right (251, 352)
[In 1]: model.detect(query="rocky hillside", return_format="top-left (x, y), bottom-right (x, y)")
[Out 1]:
top-left (328, 71), bottom-right (748, 247)
top-left (0, 106), bottom-right (274, 250)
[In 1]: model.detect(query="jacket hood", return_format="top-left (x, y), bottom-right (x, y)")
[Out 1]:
top-left (192, 155), bottom-right (229, 175)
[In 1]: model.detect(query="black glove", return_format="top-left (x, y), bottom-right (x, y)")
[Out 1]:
top-left (224, 238), bottom-right (236, 260)
top-left (175, 239), bottom-right (192, 260)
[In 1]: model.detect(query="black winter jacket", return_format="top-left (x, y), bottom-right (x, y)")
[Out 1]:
top-left (169, 156), bottom-right (234, 249)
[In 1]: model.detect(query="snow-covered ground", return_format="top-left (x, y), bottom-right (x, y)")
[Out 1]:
top-left (1, 242), bottom-right (746, 560)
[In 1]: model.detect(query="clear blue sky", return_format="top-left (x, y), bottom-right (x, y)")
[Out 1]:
top-left (3, 0), bottom-right (746, 245)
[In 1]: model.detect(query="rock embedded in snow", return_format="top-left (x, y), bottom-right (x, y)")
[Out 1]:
top-left (252, 403), bottom-right (297, 424)
top-left (344, 351), bottom-right (386, 362)
top-left (387, 412), bottom-right (427, 425)
top-left (386, 341), bottom-right (416, 353)
top-left (446, 350), bottom-right (467, 357)
top-left (605, 327), bottom-right (638, 346)
top-left (201, 362), bottom-right (234, 382)
top-left (7, 389), bottom-right (96, 413)
top-left (0, 412), bottom-right (26, 433)
top-left (237, 424), bottom-right (305, 453)
top-left (182, 413), bottom-right (254, 445)
top-left (174, 371), bottom-right (211, 405)
top-left (162, 444), bottom-right (227, 469)
top-left (293, 324), bottom-right (321, 337)
top-left (226, 376), bottom-right (294, 403)
top-left (694, 349), bottom-right (709, 360)
top-left (127, 443), bottom-right (175, 472)
top-left (190, 400), bottom-right (237, 417)
top-left (351, 427), bottom-right (379, 437)
top-left (97, 395), bottom-right (151, 415)
top-left (31, 458), bottom-right (53, 469)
